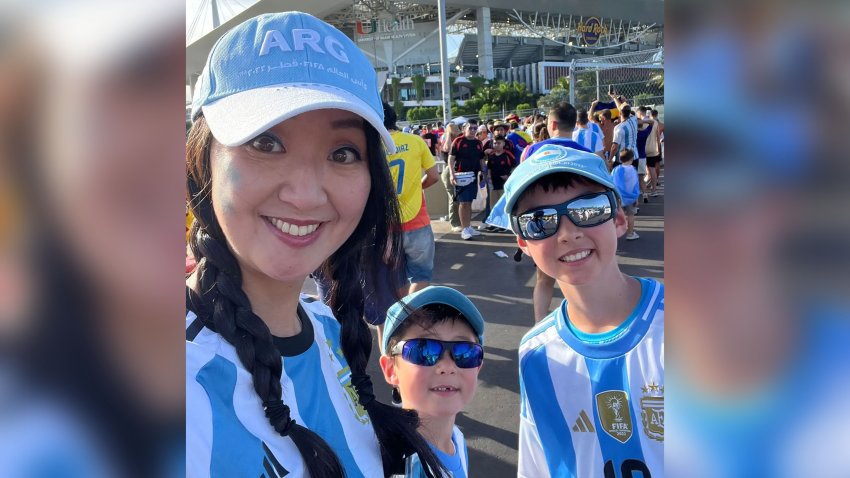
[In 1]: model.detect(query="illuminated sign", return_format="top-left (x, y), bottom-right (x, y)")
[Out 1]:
top-left (355, 16), bottom-right (416, 42)
top-left (578, 17), bottom-right (608, 46)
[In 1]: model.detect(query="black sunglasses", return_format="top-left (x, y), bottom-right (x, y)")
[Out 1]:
top-left (391, 338), bottom-right (484, 368)
top-left (511, 190), bottom-right (617, 241)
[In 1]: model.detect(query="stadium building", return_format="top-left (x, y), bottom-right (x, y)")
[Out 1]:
top-left (187, 0), bottom-right (663, 118)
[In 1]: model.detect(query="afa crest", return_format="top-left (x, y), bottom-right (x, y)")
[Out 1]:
top-left (326, 339), bottom-right (370, 424)
top-left (337, 366), bottom-right (370, 424)
top-left (640, 382), bottom-right (664, 442)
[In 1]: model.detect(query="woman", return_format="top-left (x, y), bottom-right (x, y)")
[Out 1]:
top-left (532, 121), bottom-right (550, 143)
top-left (438, 123), bottom-right (462, 231)
top-left (186, 12), bottom-right (444, 478)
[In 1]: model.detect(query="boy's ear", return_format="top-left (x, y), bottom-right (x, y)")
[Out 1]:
top-left (516, 236), bottom-right (530, 255)
top-left (614, 207), bottom-right (628, 238)
top-left (378, 354), bottom-right (399, 387)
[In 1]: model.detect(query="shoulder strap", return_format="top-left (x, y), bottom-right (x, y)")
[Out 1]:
top-left (186, 287), bottom-right (206, 341)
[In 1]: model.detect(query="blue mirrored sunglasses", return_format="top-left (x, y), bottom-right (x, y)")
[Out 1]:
top-left (511, 190), bottom-right (617, 241)
top-left (390, 338), bottom-right (484, 368)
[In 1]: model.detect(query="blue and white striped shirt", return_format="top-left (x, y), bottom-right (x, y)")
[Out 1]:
top-left (613, 117), bottom-right (639, 161)
top-left (572, 126), bottom-right (606, 154)
top-left (518, 278), bottom-right (664, 478)
top-left (186, 296), bottom-right (383, 478)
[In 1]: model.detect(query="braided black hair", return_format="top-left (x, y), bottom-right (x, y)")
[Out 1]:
top-left (186, 116), bottom-right (447, 478)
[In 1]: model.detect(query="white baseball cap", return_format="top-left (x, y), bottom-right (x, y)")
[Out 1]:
top-left (191, 11), bottom-right (395, 154)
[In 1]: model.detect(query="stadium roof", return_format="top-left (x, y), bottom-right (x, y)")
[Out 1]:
top-left (187, 0), bottom-right (663, 81)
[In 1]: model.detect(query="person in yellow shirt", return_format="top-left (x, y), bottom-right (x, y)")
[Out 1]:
top-left (382, 103), bottom-right (440, 297)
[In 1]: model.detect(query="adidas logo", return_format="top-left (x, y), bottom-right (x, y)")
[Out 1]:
top-left (572, 410), bottom-right (596, 433)
top-left (261, 442), bottom-right (290, 477)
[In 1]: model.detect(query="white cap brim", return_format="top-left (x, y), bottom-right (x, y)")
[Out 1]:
top-left (201, 84), bottom-right (395, 154)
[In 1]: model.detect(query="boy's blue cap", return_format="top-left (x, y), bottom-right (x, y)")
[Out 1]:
top-left (191, 11), bottom-right (395, 154)
top-left (382, 286), bottom-right (485, 354)
top-left (494, 144), bottom-right (619, 233)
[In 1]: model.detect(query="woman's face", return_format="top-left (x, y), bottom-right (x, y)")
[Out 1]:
top-left (209, 109), bottom-right (371, 284)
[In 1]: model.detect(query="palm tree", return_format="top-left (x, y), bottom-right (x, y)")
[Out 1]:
top-left (554, 76), bottom-right (570, 92)
top-left (648, 71), bottom-right (664, 88)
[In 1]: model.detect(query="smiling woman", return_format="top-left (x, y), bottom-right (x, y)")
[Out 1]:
top-left (206, 109), bottom-right (371, 288)
top-left (185, 11), bottom-right (447, 478)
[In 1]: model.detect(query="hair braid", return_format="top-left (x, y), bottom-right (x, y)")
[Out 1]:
top-left (187, 117), bottom-right (344, 477)
top-left (319, 125), bottom-right (448, 478)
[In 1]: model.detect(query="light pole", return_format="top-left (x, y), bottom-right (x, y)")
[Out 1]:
top-left (437, 0), bottom-right (451, 125)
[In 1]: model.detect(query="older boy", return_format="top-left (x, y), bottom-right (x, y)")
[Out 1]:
top-left (503, 145), bottom-right (664, 477)
top-left (380, 286), bottom-right (485, 478)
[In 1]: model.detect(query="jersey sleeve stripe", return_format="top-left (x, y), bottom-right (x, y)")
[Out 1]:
top-left (195, 355), bottom-right (269, 475)
top-left (585, 356), bottom-right (648, 470)
top-left (281, 342), bottom-right (367, 478)
top-left (520, 348), bottom-right (579, 476)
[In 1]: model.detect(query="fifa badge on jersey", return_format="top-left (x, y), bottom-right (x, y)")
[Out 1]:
top-left (640, 382), bottom-right (664, 442)
top-left (595, 390), bottom-right (633, 443)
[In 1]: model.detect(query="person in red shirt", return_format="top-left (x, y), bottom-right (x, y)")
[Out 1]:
top-left (485, 135), bottom-right (515, 207)
top-left (420, 124), bottom-right (438, 157)
top-left (448, 123), bottom-right (485, 240)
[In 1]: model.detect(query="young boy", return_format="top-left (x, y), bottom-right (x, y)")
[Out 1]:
top-left (380, 286), bottom-right (485, 478)
top-left (486, 135), bottom-right (516, 217)
top-left (612, 149), bottom-right (641, 240)
top-left (502, 144), bottom-right (664, 477)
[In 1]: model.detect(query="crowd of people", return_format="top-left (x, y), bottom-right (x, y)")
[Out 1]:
top-left (185, 11), bottom-right (664, 478)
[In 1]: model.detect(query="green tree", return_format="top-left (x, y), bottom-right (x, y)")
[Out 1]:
top-left (407, 106), bottom-right (439, 123)
top-left (546, 73), bottom-right (597, 109)
top-left (648, 71), bottom-right (664, 89)
top-left (515, 103), bottom-right (533, 114)
top-left (479, 103), bottom-right (500, 119)
top-left (391, 76), bottom-right (405, 120)
top-left (436, 101), bottom-right (459, 121)
top-left (553, 76), bottom-right (570, 92)
top-left (537, 88), bottom-right (570, 109)
top-left (412, 74), bottom-right (426, 104)
top-left (456, 96), bottom-right (484, 117)
top-left (633, 93), bottom-right (653, 107)
top-left (468, 75), bottom-right (487, 93)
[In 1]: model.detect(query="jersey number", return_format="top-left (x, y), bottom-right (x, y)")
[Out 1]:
top-left (604, 459), bottom-right (651, 478)
top-left (388, 159), bottom-right (405, 194)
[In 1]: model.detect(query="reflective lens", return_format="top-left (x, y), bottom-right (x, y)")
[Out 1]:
top-left (513, 190), bottom-right (616, 240)
top-left (392, 339), bottom-right (484, 368)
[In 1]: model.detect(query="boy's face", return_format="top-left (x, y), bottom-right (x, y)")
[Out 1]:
top-left (494, 139), bottom-right (505, 151)
top-left (379, 319), bottom-right (481, 420)
top-left (515, 181), bottom-right (627, 286)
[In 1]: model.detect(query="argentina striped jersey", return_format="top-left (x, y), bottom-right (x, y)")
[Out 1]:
top-left (392, 426), bottom-right (469, 478)
top-left (186, 296), bottom-right (383, 478)
top-left (572, 127), bottom-right (605, 154)
top-left (589, 121), bottom-right (603, 138)
top-left (518, 278), bottom-right (664, 478)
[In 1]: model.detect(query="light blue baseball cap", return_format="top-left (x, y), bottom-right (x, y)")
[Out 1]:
top-left (498, 144), bottom-right (620, 233)
top-left (381, 286), bottom-right (485, 354)
top-left (191, 11), bottom-right (395, 153)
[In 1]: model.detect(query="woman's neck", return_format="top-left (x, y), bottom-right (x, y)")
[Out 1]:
top-left (187, 267), bottom-right (306, 338)
top-left (557, 270), bottom-right (642, 334)
top-left (238, 267), bottom-right (306, 338)
top-left (417, 415), bottom-right (456, 455)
